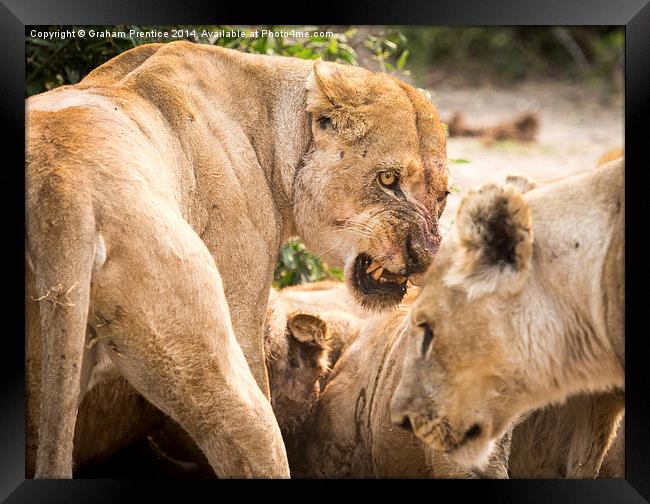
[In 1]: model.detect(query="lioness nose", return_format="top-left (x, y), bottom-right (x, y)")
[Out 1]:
top-left (405, 233), bottom-right (440, 274)
top-left (395, 415), bottom-right (413, 433)
top-left (464, 424), bottom-right (482, 440)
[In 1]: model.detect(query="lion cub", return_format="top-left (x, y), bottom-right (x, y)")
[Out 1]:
top-left (73, 281), bottom-right (366, 476)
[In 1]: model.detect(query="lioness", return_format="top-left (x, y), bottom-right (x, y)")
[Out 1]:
top-left (391, 157), bottom-right (624, 470)
top-left (26, 41), bottom-right (450, 478)
top-left (487, 171), bottom-right (625, 478)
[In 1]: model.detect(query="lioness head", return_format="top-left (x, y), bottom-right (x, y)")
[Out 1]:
top-left (390, 181), bottom-right (534, 469)
top-left (293, 60), bottom-right (449, 310)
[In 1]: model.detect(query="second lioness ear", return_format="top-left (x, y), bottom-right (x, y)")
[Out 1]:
top-left (445, 183), bottom-right (534, 300)
top-left (505, 173), bottom-right (538, 193)
top-left (305, 59), bottom-right (371, 141)
top-left (287, 312), bottom-right (329, 348)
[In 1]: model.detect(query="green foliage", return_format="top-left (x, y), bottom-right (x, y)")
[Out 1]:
top-left (364, 29), bottom-right (410, 75)
top-left (401, 26), bottom-right (623, 83)
top-left (26, 25), bottom-right (623, 97)
top-left (208, 26), bottom-right (360, 64)
top-left (273, 238), bottom-right (344, 289)
top-left (26, 27), bottom-right (147, 96)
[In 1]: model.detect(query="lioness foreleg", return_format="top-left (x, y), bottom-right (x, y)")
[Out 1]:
top-left (89, 223), bottom-right (289, 478)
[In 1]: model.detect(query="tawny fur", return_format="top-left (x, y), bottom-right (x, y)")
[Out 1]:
top-left (509, 391), bottom-right (624, 478)
top-left (446, 111), bottom-right (540, 143)
top-left (444, 182), bottom-right (534, 300)
top-left (26, 42), bottom-right (449, 478)
top-left (598, 417), bottom-right (624, 479)
top-left (500, 166), bottom-right (625, 479)
top-left (391, 156), bottom-right (624, 471)
top-left (305, 289), bottom-right (511, 479)
top-left (64, 282), bottom-right (367, 477)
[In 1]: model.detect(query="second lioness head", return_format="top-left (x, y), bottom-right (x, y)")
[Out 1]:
top-left (293, 60), bottom-right (450, 310)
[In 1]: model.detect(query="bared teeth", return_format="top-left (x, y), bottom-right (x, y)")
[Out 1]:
top-left (366, 260), bottom-right (382, 274)
top-left (366, 260), bottom-right (409, 284)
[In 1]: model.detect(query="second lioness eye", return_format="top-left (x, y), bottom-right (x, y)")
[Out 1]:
top-left (378, 170), bottom-right (399, 188)
top-left (420, 322), bottom-right (434, 357)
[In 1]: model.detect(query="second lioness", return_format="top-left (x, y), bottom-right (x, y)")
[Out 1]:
top-left (305, 289), bottom-right (510, 478)
top-left (391, 158), bottom-right (624, 470)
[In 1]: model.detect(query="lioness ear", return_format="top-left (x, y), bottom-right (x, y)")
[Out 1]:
top-left (305, 59), bottom-right (370, 141)
top-left (505, 173), bottom-right (538, 193)
top-left (287, 312), bottom-right (329, 348)
top-left (445, 183), bottom-right (533, 300)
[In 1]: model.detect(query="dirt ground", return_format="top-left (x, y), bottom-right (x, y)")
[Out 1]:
top-left (427, 79), bottom-right (624, 232)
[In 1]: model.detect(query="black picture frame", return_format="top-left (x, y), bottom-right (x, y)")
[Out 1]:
top-left (3, 1), bottom-right (648, 502)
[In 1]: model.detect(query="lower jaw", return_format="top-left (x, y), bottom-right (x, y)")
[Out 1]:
top-left (352, 288), bottom-right (406, 311)
top-left (348, 255), bottom-right (406, 310)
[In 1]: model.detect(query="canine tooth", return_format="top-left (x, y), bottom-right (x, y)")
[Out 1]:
top-left (366, 261), bottom-right (382, 274)
top-left (372, 267), bottom-right (384, 280)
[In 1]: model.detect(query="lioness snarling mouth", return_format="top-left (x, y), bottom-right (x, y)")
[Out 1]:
top-left (26, 41), bottom-right (449, 478)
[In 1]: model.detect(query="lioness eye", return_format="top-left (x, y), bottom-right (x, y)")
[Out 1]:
top-left (437, 191), bottom-right (451, 203)
top-left (378, 171), bottom-right (398, 188)
top-left (419, 322), bottom-right (434, 357)
top-left (318, 116), bottom-right (332, 130)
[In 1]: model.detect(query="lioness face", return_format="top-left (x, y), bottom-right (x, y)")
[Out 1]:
top-left (391, 182), bottom-right (534, 469)
top-left (294, 61), bottom-right (449, 310)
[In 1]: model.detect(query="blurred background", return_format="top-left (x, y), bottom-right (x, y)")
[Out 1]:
top-left (26, 25), bottom-right (624, 289)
